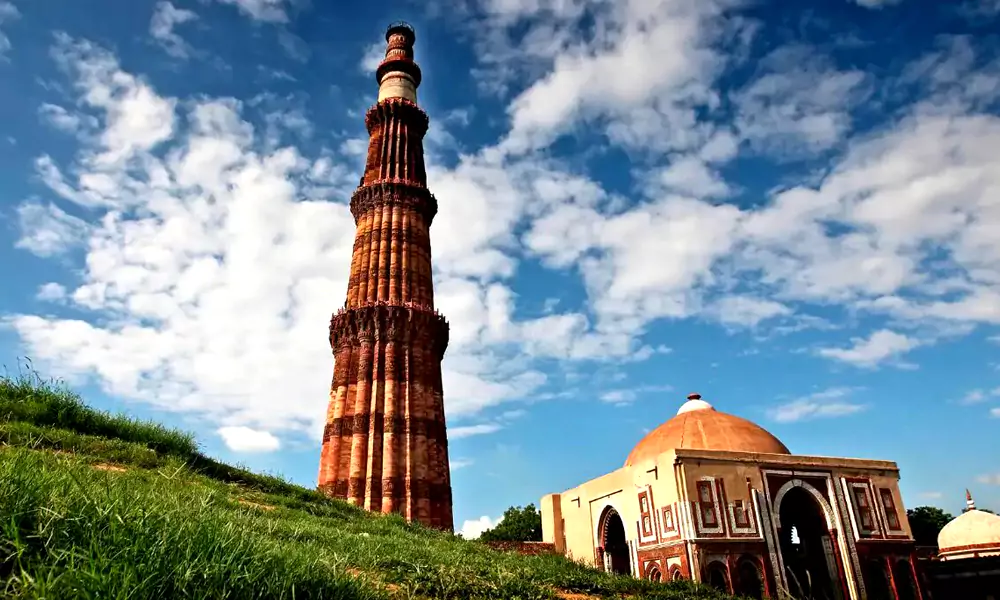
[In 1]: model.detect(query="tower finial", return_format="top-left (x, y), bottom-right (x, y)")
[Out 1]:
top-left (966, 488), bottom-right (977, 512)
top-left (375, 21), bottom-right (422, 104)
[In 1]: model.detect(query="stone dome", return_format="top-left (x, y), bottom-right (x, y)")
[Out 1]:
top-left (624, 394), bottom-right (790, 467)
top-left (937, 507), bottom-right (1000, 561)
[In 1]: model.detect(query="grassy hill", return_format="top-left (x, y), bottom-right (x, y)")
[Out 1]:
top-left (0, 369), bottom-right (741, 599)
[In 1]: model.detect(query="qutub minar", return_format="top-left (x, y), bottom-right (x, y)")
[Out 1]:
top-left (318, 22), bottom-right (453, 531)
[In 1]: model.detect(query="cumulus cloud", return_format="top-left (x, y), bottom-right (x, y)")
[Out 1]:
top-left (710, 296), bottom-right (792, 328)
top-left (38, 103), bottom-right (88, 133)
top-left (215, 0), bottom-right (291, 23)
top-left (11, 3), bottom-right (1000, 460)
top-left (359, 42), bottom-right (383, 73)
top-left (481, 0), bottom-right (732, 155)
top-left (15, 202), bottom-right (90, 257)
top-left (150, 1), bottom-right (198, 58)
top-left (769, 387), bottom-right (868, 423)
top-left (36, 283), bottom-right (68, 302)
top-left (217, 426), bottom-right (281, 452)
top-left (10, 35), bottom-right (610, 450)
top-left (459, 514), bottom-right (502, 539)
top-left (732, 45), bottom-right (870, 157)
top-left (816, 330), bottom-right (920, 368)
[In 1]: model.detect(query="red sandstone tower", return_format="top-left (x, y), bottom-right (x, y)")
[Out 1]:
top-left (318, 22), bottom-right (453, 531)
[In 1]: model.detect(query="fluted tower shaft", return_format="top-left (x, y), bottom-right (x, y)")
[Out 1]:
top-left (318, 23), bottom-right (453, 531)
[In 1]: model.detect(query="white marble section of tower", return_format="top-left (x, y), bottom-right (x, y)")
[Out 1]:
top-left (377, 24), bottom-right (420, 103)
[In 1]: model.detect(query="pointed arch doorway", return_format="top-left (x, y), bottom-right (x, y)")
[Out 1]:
top-left (598, 507), bottom-right (631, 576)
top-left (775, 485), bottom-right (843, 600)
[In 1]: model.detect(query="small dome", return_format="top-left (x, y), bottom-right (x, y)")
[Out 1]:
top-left (938, 509), bottom-right (1000, 560)
top-left (677, 394), bottom-right (714, 414)
top-left (624, 394), bottom-right (790, 467)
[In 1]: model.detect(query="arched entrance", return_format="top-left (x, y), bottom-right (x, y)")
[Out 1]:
top-left (598, 507), bottom-right (631, 575)
top-left (736, 556), bottom-right (765, 599)
top-left (861, 558), bottom-right (892, 600)
top-left (705, 561), bottom-right (730, 592)
top-left (776, 486), bottom-right (839, 600)
top-left (892, 559), bottom-right (918, 600)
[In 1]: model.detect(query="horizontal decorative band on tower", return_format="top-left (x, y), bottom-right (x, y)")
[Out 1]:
top-left (329, 304), bottom-right (450, 360)
top-left (364, 99), bottom-right (429, 137)
top-left (349, 181), bottom-right (438, 226)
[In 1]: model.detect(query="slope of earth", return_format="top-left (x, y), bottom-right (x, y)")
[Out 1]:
top-left (0, 370), bottom-right (743, 600)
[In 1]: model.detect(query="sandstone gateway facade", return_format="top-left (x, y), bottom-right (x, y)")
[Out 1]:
top-left (542, 394), bottom-right (923, 600)
top-left (317, 23), bottom-right (453, 531)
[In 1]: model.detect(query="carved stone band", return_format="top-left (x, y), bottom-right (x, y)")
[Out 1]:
top-left (323, 415), bottom-right (449, 443)
top-left (329, 304), bottom-right (450, 359)
top-left (320, 478), bottom-right (452, 505)
top-left (364, 98), bottom-right (429, 137)
top-left (350, 181), bottom-right (438, 226)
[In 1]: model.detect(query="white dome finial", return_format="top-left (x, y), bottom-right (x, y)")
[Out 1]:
top-left (678, 393), bottom-right (714, 415)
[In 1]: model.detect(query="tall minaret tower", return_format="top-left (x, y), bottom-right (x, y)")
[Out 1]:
top-left (319, 22), bottom-right (453, 531)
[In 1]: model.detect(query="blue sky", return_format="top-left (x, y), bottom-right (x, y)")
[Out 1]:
top-left (1, 0), bottom-right (999, 537)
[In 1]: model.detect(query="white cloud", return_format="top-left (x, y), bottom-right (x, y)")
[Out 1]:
top-left (769, 387), bottom-right (868, 423)
top-left (217, 426), bottom-right (281, 452)
top-left (733, 45), bottom-right (870, 157)
top-left (51, 34), bottom-right (177, 169)
top-left (359, 42), bottom-right (383, 73)
top-left (651, 155), bottom-right (730, 198)
top-left (961, 389), bottom-right (987, 405)
top-left (459, 514), bottom-right (502, 539)
top-left (214, 0), bottom-right (291, 23)
top-left (852, 0), bottom-right (903, 8)
top-left (0, 1), bottom-right (19, 59)
top-left (38, 103), bottom-right (86, 133)
top-left (36, 283), bottom-right (68, 302)
top-left (816, 330), bottom-right (920, 368)
top-left (450, 458), bottom-right (474, 470)
top-left (150, 1), bottom-right (198, 59)
top-left (9, 36), bottom-right (568, 445)
top-left (958, 0), bottom-right (1000, 17)
top-left (450, 423), bottom-right (503, 439)
top-left (600, 389), bottom-right (635, 406)
top-left (977, 473), bottom-right (1000, 485)
top-left (918, 491), bottom-right (944, 500)
top-left (600, 383), bottom-right (672, 406)
top-left (11, 9), bottom-right (1000, 458)
top-left (15, 202), bottom-right (89, 257)
top-left (710, 295), bottom-right (792, 328)
top-left (525, 194), bottom-right (743, 332)
top-left (991, 408), bottom-right (1000, 419)
top-left (959, 387), bottom-right (1000, 406)
top-left (489, 0), bottom-right (732, 155)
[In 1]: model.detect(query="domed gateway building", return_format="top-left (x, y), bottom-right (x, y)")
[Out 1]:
top-left (921, 491), bottom-right (1000, 599)
top-left (540, 394), bottom-right (922, 600)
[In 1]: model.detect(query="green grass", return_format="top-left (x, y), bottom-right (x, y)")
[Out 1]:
top-left (0, 367), bottom-right (742, 599)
